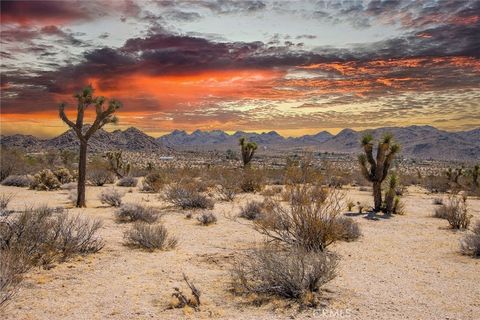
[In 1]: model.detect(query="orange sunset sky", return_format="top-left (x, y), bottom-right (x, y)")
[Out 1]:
top-left (1, 0), bottom-right (479, 138)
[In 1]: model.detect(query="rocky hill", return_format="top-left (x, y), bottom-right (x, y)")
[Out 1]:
top-left (1, 126), bottom-right (479, 161)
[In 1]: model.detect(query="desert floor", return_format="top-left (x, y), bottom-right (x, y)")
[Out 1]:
top-left (1, 184), bottom-right (479, 320)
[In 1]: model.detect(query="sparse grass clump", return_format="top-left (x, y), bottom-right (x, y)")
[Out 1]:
top-left (214, 171), bottom-right (239, 201)
top-left (115, 203), bottom-right (159, 223)
top-left (142, 172), bottom-right (166, 193)
top-left (117, 176), bottom-right (138, 187)
top-left (164, 183), bottom-right (214, 210)
top-left (460, 221), bottom-right (480, 258)
top-left (196, 212), bottom-right (217, 226)
top-left (124, 223), bottom-right (177, 251)
top-left (231, 246), bottom-right (337, 304)
top-left (88, 169), bottom-right (114, 186)
top-left (0, 250), bottom-right (23, 310)
top-left (30, 169), bottom-right (61, 191)
top-left (1, 175), bottom-right (32, 188)
top-left (0, 194), bottom-right (14, 216)
top-left (255, 186), bottom-right (345, 252)
top-left (239, 201), bottom-right (264, 220)
top-left (434, 195), bottom-right (471, 229)
top-left (240, 169), bottom-right (265, 193)
top-left (99, 188), bottom-right (124, 207)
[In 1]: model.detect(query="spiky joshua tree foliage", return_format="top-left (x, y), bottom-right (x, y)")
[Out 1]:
top-left (59, 85), bottom-right (121, 207)
top-left (358, 133), bottom-right (400, 212)
top-left (239, 137), bottom-right (257, 168)
top-left (106, 151), bottom-right (131, 178)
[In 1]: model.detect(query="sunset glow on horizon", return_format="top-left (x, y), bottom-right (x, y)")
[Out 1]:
top-left (1, 0), bottom-right (479, 138)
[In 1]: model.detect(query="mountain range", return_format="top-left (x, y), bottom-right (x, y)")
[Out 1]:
top-left (1, 126), bottom-right (479, 161)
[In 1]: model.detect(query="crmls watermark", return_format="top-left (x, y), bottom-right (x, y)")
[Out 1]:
top-left (312, 308), bottom-right (353, 318)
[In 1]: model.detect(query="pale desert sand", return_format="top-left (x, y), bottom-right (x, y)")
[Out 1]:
top-left (1, 184), bottom-right (479, 320)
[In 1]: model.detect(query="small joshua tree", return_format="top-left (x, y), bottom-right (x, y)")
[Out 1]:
top-left (59, 85), bottom-right (121, 207)
top-left (469, 164), bottom-right (479, 189)
top-left (239, 137), bottom-right (257, 168)
top-left (106, 151), bottom-right (131, 178)
top-left (358, 133), bottom-right (400, 212)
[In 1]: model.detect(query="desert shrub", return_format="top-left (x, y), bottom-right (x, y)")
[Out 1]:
top-left (0, 194), bottom-right (14, 214)
top-left (0, 148), bottom-right (28, 182)
top-left (0, 250), bottom-right (23, 309)
top-left (61, 182), bottom-right (77, 190)
top-left (1, 175), bottom-right (33, 188)
top-left (433, 197), bottom-right (444, 205)
top-left (392, 196), bottom-right (405, 215)
top-left (53, 167), bottom-right (73, 184)
top-left (124, 223), bottom-right (177, 251)
top-left (424, 175), bottom-right (450, 193)
top-left (115, 203), bottom-right (159, 223)
top-left (460, 221), bottom-right (480, 258)
top-left (142, 172), bottom-right (166, 193)
top-left (99, 188), bottom-right (124, 207)
top-left (0, 206), bottom-right (103, 268)
top-left (87, 168), bottom-right (114, 186)
top-left (117, 176), bottom-right (138, 187)
top-left (170, 274), bottom-right (201, 311)
top-left (346, 200), bottom-right (355, 212)
top-left (30, 169), bottom-right (61, 191)
top-left (231, 246), bottom-right (337, 302)
top-left (239, 201), bottom-right (264, 220)
top-left (254, 186), bottom-right (344, 252)
top-left (196, 212), bottom-right (217, 226)
top-left (214, 171), bottom-right (240, 201)
top-left (434, 195), bottom-right (471, 229)
top-left (240, 168), bottom-right (265, 193)
top-left (336, 217), bottom-right (361, 241)
top-left (164, 183), bottom-right (214, 210)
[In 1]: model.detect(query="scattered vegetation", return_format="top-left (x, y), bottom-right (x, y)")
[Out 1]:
top-left (239, 200), bottom-right (264, 220)
top-left (434, 194), bottom-right (471, 229)
top-left (0, 194), bottom-right (14, 216)
top-left (30, 169), bottom-right (61, 191)
top-left (240, 168), bottom-right (265, 193)
top-left (117, 176), bottom-right (138, 187)
top-left (124, 223), bottom-right (177, 251)
top-left (115, 203), bottom-right (159, 223)
top-left (460, 221), bottom-right (480, 258)
top-left (336, 217), bottom-right (361, 241)
top-left (196, 212), bottom-right (217, 226)
top-left (53, 168), bottom-right (73, 184)
top-left (231, 246), bottom-right (337, 304)
top-left (106, 151), bottom-right (131, 178)
top-left (88, 168), bottom-right (114, 186)
top-left (164, 183), bottom-right (214, 210)
top-left (99, 188), bottom-right (124, 207)
top-left (142, 172), bottom-right (166, 193)
top-left (1, 175), bottom-right (33, 188)
top-left (170, 274), bottom-right (201, 311)
top-left (214, 170), bottom-right (239, 201)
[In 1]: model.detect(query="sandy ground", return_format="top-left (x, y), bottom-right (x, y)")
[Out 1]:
top-left (1, 184), bottom-right (479, 320)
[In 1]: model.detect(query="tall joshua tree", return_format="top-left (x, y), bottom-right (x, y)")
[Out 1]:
top-left (59, 85), bottom-right (121, 207)
top-left (239, 137), bottom-right (257, 168)
top-left (358, 133), bottom-right (400, 212)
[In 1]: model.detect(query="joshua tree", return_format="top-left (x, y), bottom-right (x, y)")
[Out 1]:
top-left (446, 167), bottom-right (463, 184)
top-left (239, 137), bottom-right (257, 168)
top-left (59, 85), bottom-right (121, 207)
top-left (472, 164), bottom-right (479, 188)
top-left (358, 133), bottom-right (400, 212)
top-left (105, 151), bottom-right (131, 178)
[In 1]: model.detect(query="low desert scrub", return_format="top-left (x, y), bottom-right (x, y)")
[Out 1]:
top-left (88, 169), bottom-right (114, 186)
top-left (124, 223), bottom-right (177, 251)
top-left (170, 274), bottom-right (201, 311)
top-left (0, 194), bottom-right (14, 216)
top-left (0, 206), bottom-right (103, 269)
top-left (115, 203), bottom-right (159, 223)
top-left (141, 172), bottom-right (166, 193)
top-left (30, 169), bottom-right (61, 191)
top-left (61, 182), bottom-right (77, 190)
top-left (434, 195), bottom-right (471, 229)
top-left (53, 168), bottom-right (73, 184)
top-left (164, 183), bottom-right (214, 210)
top-left (99, 188), bottom-right (124, 207)
top-left (254, 186), bottom-right (345, 252)
top-left (460, 221), bottom-right (480, 258)
top-left (0, 250), bottom-right (23, 310)
top-left (117, 176), bottom-right (138, 187)
top-left (346, 200), bottom-right (355, 212)
top-left (433, 197), bottom-right (444, 205)
top-left (214, 171), bottom-right (239, 201)
top-left (240, 168), bottom-right (265, 193)
top-left (231, 246), bottom-right (337, 304)
top-left (336, 217), bottom-right (361, 241)
top-left (1, 175), bottom-right (33, 188)
top-left (239, 201), bottom-right (264, 220)
top-left (196, 212), bottom-right (217, 226)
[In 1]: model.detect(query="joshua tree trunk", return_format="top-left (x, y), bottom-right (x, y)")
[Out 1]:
top-left (373, 181), bottom-right (382, 212)
top-left (58, 85), bottom-right (121, 208)
top-left (77, 141), bottom-right (88, 207)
